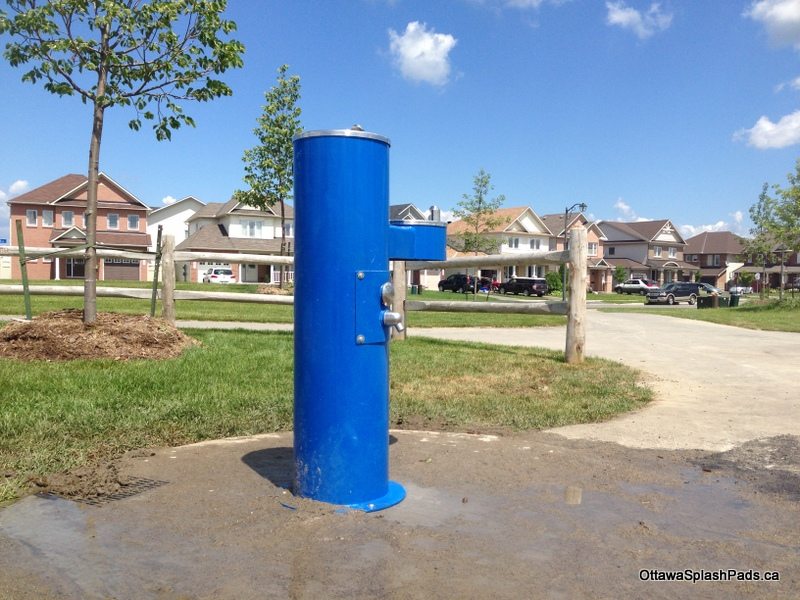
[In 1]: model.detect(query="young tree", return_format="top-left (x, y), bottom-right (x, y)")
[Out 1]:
top-left (452, 169), bottom-right (504, 292)
top-left (743, 183), bottom-right (777, 299)
top-left (613, 265), bottom-right (627, 286)
top-left (0, 0), bottom-right (244, 323)
top-left (234, 64), bottom-right (301, 288)
top-left (773, 159), bottom-right (800, 297)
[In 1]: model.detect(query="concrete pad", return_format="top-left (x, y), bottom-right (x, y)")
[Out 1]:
top-left (1, 430), bottom-right (798, 599)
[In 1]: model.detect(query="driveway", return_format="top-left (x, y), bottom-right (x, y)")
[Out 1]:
top-left (411, 311), bottom-right (800, 451)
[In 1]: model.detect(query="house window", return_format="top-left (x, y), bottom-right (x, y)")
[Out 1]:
top-left (713, 254), bottom-right (720, 267)
top-left (66, 258), bottom-right (85, 278)
top-left (653, 246), bottom-right (662, 258)
top-left (668, 247), bottom-right (676, 258)
top-left (608, 247), bottom-right (615, 256)
top-left (588, 242), bottom-right (598, 257)
top-left (283, 223), bottom-right (293, 238)
top-left (128, 214), bottom-right (140, 230)
top-left (108, 213), bottom-right (119, 229)
top-left (242, 220), bottom-right (262, 238)
top-left (43, 209), bottom-right (54, 228)
top-left (503, 266), bottom-right (516, 278)
top-left (26, 209), bottom-right (37, 226)
top-left (507, 237), bottom-right (519, 249)
top-left (62, 211), bottom-right (74, 228)
top-left (530, 238), bottom-right (541, 250)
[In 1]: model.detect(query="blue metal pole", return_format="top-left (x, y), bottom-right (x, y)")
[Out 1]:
top-left (292, 128), bottom-right (445, 512)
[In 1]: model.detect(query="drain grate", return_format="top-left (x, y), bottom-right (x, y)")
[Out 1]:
top-left (46, 477), bottom-right (170, 506)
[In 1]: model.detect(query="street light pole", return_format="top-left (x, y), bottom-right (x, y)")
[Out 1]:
top-left (562, 202), bottom-right (588, 301)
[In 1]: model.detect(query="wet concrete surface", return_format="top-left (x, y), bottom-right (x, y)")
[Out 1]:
top-left (1, 430), bottom-right (798, 599)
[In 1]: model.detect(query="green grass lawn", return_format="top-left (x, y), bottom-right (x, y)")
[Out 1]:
top-left (602, 297), bottom-right (800, 333)
top-left (0, 329), bottom-right (651, 504)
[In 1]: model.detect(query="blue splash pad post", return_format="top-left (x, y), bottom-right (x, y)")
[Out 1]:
top-left (292, 129), bottom-right (445, 512)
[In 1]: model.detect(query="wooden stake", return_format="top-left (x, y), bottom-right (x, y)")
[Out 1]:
top-left (15, 220), bottom-right (32, 321)
top-left (161, 235), bottom-right (176, 325)
top-left (565, 225), bottom-right (587, 364)
top-left (391, 261), bottom-right (407, 340)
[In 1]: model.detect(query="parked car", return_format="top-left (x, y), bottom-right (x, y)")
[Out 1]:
top-left (646, 282), bottom-right (701, 305)
top-left (478, 277), bottom-right (500, 292)
top-left (614, 278), bottom-right (659, 295)
top-left (438, 273), bottom-right (475, 293)
top-left (203, 267), bottom-right (236, 284)
top-left (699, 282), bottom-right (724, 295)
top-left (498, 277), bottom-right (549, 297)
top-left (729, 285), bottom-right (753, 294)
top-left (784, 281), bottom-right (800, 291)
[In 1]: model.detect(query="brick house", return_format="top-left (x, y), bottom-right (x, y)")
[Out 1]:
top-left (539, 212), bottom-right (612, 292)
top-left (7, 173), bottom-right (151, 280)
top-left (684, 231), bottom-right (746, 289)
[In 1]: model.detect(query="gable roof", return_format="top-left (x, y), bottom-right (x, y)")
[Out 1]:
top-left (187, 199), bottom-right (295, 221)
top-left (447, 206), bottom-right (552, 236)
top-left (685, 231), bottom-right (745, 255)
top-left (148, 196), bottom-right (206, 216)
top-left (8, 173), bottom-right (149, 209)
top-left (538, 212), bottom-right (583, 237)
top-left (175, 223), bottom-right (284, 253)
top-left (600, 220), bottom-right (686, 245)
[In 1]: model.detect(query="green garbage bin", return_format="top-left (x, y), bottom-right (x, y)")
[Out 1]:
top-left (697, 296), bottom-right (713, 309)
top-left (729, 293), bottom-right (740, 307)
top-left (718, 295), bottom-right (730, 308)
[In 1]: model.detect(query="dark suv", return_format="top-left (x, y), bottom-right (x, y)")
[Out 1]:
top-left (438, 273), bottom-right (475, 293)
top-left (646, 281), bottom-right (707, 305)
top-left (498, 277), bottom-right (549, 297)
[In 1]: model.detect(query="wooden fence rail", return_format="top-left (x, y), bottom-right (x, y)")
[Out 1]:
top-left (0, 227), bottom-right (587, 362)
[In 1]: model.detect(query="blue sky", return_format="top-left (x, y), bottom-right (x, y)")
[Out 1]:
top-left (2, 0), bottom-right (800, 244)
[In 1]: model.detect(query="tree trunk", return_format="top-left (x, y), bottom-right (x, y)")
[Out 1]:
top-left (83, 29), bottom-right (109, 325)
top-left (279, 199), bottom-right (286, 289)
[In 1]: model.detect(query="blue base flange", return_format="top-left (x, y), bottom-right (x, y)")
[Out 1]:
top-left (345, 481), bottom-right (406, 513)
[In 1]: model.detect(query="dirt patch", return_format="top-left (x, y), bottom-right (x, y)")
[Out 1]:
top-left (0, 309), bottom-right (198, 361)
top-left (257, 283), bottom-right (293, 296)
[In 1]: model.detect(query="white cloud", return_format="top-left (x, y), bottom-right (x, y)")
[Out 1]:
top-left (774, 75), bottom-right (800, 91)
top-left (8, 180), bottom-right (29, 195)
top-left (605, 1), bottom-right (673, 39)
top-left (388, 22), bottom-right (458, 86)
top-left (735, 109), bottom-right (800, 148)
top-left (162, 195), bottom-right (178, 205)
top-left (745, 0), bottom-right (800, 48)
top-left (612, 198), bottom-right (651, 221)
top-left (679, 211), bottom-right (748, 238)
top-left (439, 209), bottom-right (457, 223)
top-left (505, 0), bottom-right (546, 7)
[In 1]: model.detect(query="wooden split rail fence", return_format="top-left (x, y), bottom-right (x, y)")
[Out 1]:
top-left (0, 226), bottom-right (588, 363)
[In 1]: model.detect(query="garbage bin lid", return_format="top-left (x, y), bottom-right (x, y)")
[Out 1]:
top-left (294, 129), bottom-right (390, 145)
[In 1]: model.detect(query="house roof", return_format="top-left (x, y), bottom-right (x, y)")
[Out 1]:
top-left (445, 245), bottom-right (487, 259)
top-left (685, 231), bottom-right (745, 255)
top-left (604, 257), bottom-right (648, 270)
top-left (447, 206), bottom-right (551, 236)
top-left (175, 224), bottom-right (285, 254)
top-left (646, 258), bottom-right (699, 271)
top-left (8, 173), bottom-right (149, 209)
top-left (148, 196), bottom-right (206, 215)
top-left (186, 200), bottom-right (294, 221)
top-left (538, 212), bottom-right (582, 237)
top-left (7, 174), bottom-right (86, 205)
top-left (48, 227), bottom-right (151, 248)
top-left (599, 219), bottom-right (687, 244)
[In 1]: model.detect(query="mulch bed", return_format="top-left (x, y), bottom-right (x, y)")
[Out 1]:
top-left (0, 309), bottom-right (198, 361)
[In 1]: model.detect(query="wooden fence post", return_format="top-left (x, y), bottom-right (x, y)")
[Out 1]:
top-left (15, 220), bottom-right (32, 321)
top-left (391, 261), bottom-right (407, 340)
top-left (150, 225), bottom-right (163, 317)
top-left (565, 225), bottom-right (587, 364)
top-left (161, 235), bottom-right (176, 325)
